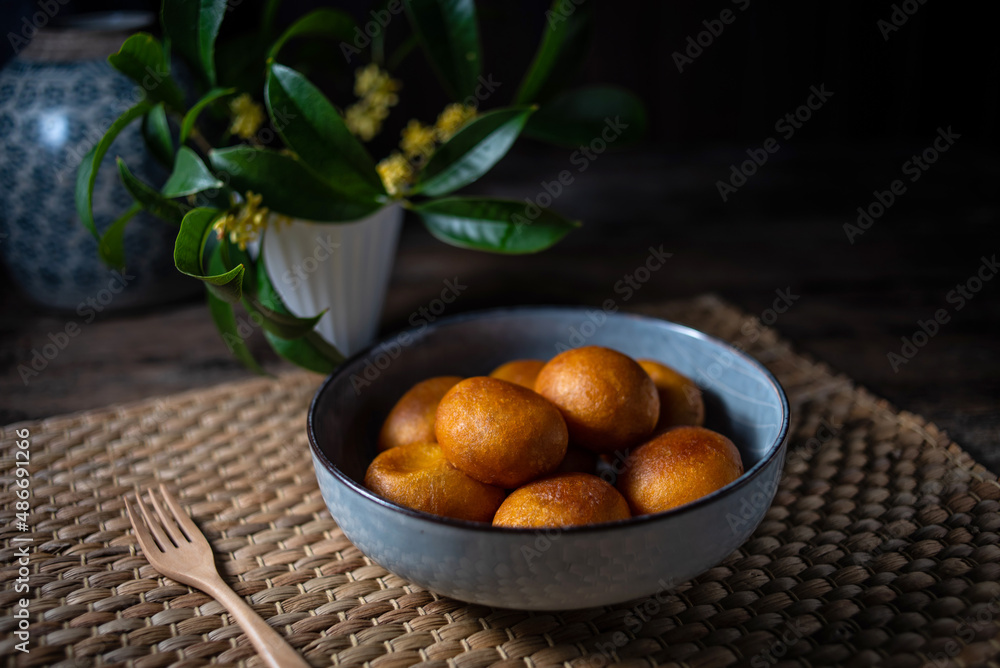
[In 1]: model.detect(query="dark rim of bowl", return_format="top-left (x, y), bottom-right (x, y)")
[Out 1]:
top-left (307, 306), bottom-right (791, 535)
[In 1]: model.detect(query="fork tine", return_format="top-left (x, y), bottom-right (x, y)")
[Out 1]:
top-left (158, 483), bottom-right (202, 542)
top-left (124, 496), bottom-right (160, 556)
top-left (135, 489), bottom-right (174, 550)
top-left (148, 488), bottom-right (187, 545)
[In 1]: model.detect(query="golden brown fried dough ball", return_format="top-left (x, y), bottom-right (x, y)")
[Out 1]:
top-left (364, 442), bottom-right (505, 522)
top-left (435, 377), bottom-right (568, 488)
top-left (493, 473), bottom-right (630, 528)
top-left (489, 359), bottom-right (545, 389)
top-left (637, 359), bottom-right (705, 432)
top-left (617, 427), bottom-right (744, 515)
top-left (534, 346), bottom-right (659, 453)
top-left (377, 376), bottom-right (462, 451)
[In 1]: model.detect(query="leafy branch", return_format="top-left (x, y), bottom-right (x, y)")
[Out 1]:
top-left (75, 0), bottom-right (647, 375)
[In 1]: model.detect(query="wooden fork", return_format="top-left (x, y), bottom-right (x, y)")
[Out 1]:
top-left (125, 484), bottom-right (310, 668)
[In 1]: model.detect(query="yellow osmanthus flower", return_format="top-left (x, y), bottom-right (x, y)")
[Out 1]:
top-left (213, 192), bottom-right (290, 251)
top-left (376, 153), bottom-right (413, 196)
top-left (229, 93), bottom-right (265, 140)
top-left (376, 104), bottom-right (479, 195)
top-left (354, 63), bottom-right (396, 99)
top-left (345, 64), bottom-right (400, 141)
top-left (400, 120), bottom-right (437, 161)
top-left (345, 105), bottom-right (380, 142)
top-left (434, 103), bottom-right (477, 142)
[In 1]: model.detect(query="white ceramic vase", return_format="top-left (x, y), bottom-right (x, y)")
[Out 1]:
top-left (262, 204), bottom-right (403, 356)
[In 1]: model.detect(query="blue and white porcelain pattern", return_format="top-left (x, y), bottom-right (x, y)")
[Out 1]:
top-left (308, 308), bottom-right (790, 610)
top-left (0, 53), bottom-right (194, 311)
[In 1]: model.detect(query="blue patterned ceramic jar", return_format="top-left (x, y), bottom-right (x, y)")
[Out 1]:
top-left (0, 12), bottom-right (198, 311)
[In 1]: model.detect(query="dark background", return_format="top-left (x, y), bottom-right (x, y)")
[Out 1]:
top-left (2, 1), bottom-right (998, 468)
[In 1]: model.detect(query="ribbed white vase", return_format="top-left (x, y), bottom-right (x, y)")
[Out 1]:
top-left (262, 204), bottom-right (403, 356)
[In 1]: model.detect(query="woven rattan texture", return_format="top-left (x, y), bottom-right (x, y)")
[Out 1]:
top-left (2, 295), bottom-right (999, 668)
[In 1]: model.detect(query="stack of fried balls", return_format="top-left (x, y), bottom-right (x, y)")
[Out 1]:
top-left (363, 346), bottom-right (744, 528)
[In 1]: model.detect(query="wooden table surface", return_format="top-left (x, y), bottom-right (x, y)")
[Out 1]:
top-left (2, 145), bottom-right (998, 471)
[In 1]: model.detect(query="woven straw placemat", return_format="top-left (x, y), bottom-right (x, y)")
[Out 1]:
top-left (2, 295), bottom-right (999, 668)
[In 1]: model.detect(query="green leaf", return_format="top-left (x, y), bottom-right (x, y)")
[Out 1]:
top-left (265, 64), bottom-right (384, 196)
top-left (141, 103), bottom-right (174, 167)
top-left (209, 146), bottom-right (382, 221)
top-left (267, 331), bottom-right (340, 374)
top-left (75, 100), bottom-right (153, 238)
top-left (515, 0), bottom-right (594, 104)
top-left (245, 298), bottom-right (325, 340)
top-left (260, 0), bottom-right (282, 40)
top-left (161, 0), bottom-right (228, 86)
top-left (205, 243), bottom-right (265, 374)
top-left (221, 239), bottom-right (257, 297)
top-left (97, 203), bottom-right (141, 270)
top-left (107, 33), bottom-right (186, 110)
top-left (175, 207), bottom-right (245, 303)
top-left (180, 87), bottom-right (235, 144)
top-left (240, 241), bottom-right (325, 340)
top-left (256, 256), bottom-right (341, 373)
top-left (405, 0), bottom-right (482, 100)
top-left (524, 85), bottom-right (647, 148)
top-left (414, 107), bottom-right (533, 197)
top-left (267, 8), bottom-right (356, 63)
top-left (117, 158), bottom-right (188, 225)
top-left (414, 197), bottom-right (579, 254)
top-left (162, 147), bottom-right (224, 197)
top-left (206, 287), bottom-right (267, 375)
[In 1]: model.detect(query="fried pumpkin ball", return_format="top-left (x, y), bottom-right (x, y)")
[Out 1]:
top-left (637, 359), bottom-right (705, 432)
top-left (364, 442), bottom-right (505, 522)
top-left (617, 426), bottom-right (744, 515)
top-left (534, 346), bottom-right (659, 453)
top-left (377, 376), bottom-right (462, 451)
top-left (489, 359), bottom-right (545, 389)
top-left (435, 377), bottom-right (568, 488)
top-left (493, 472), bottom-right (630, 528)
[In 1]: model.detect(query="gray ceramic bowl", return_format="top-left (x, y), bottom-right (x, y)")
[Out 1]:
top-left (307, 307), bottom-right (789, 610)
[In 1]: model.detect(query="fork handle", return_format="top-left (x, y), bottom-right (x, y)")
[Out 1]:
top-left (204, 576), bottom-right (311, 668)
